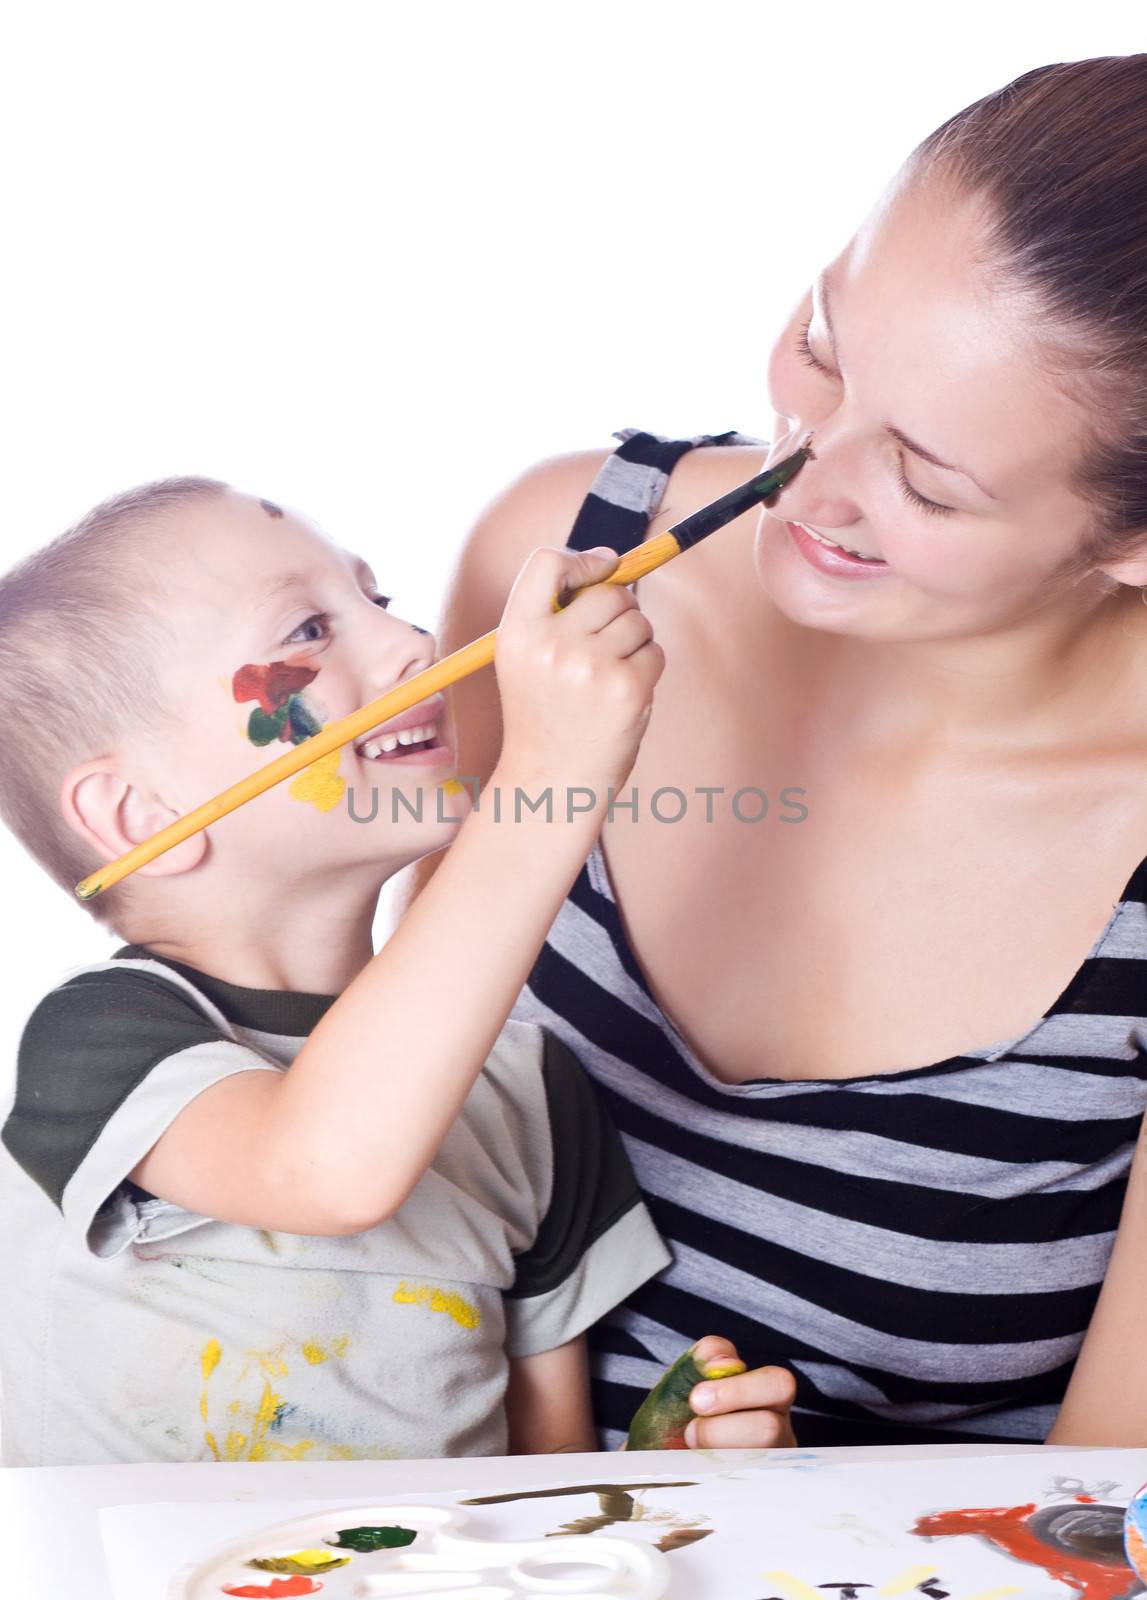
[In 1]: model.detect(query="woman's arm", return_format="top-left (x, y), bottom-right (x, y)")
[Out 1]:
top-left (387, 449), bottom-right (610, 930)
top-left (1045, 1119), bottom-right (1147, 1443)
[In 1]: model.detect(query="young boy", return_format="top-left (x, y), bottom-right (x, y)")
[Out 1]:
top-left (0, 478), bottom-right (777, 1466)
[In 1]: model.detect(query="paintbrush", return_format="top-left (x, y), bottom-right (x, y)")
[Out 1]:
top-left (74, 442), bottom-right (812, 901)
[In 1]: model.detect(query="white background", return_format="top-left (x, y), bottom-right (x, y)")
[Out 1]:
top-left (0, 2), bottom-right (1143, 1079)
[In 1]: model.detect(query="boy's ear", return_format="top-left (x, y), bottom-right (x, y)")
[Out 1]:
top-left (60, 760), bottom-right (209, 879)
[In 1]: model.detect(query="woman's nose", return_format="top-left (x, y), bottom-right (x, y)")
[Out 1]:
top-left (778, 427), bottom-right (862, 531)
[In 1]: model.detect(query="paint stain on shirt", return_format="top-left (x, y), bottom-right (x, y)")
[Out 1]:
top-left (301, 1335), bottom-right (350, 1365)
top-left (392, 1280), bottom-right (481, 1330)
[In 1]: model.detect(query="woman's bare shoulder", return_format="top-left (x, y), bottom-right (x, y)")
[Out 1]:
top-left (456, 447), bottom-right (615, 584)
top-left (456, 438), bottom-right (770, 585)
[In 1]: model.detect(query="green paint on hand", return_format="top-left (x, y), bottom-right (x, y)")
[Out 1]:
top-left (625, 1345), bottom-right (745, 1451)
top-left (325, 1525), bottom-right (417, 1551)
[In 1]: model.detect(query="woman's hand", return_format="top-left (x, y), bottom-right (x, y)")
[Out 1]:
top-left (683, 1335), bottom-right (798, 1449)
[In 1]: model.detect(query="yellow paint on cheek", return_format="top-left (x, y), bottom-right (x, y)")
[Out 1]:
top-left (288, 747), bottom-right (346, 811)
top-left (393, 1280), bottom-right (481, 1331)
top-left (439, 777), bottom-right (465, 796)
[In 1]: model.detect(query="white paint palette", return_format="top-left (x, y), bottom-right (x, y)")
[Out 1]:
top-left (166, 1502), bottom-right (672, 1600)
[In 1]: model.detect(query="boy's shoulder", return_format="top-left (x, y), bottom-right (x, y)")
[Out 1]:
top-left (2, 953), bottom-right (257, 1213)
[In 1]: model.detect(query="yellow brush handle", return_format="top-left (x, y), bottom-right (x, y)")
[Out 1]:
top-left (74, 532), bottom-right (684, 900)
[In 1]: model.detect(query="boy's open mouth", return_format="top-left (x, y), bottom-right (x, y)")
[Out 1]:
top-left (353, 693), bottom-right (449, 763)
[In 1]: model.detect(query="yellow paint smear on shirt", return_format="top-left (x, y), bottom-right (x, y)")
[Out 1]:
top-left (393, 1280), bottom-right (481, 1330)
top-left (197, 1334), bottom-right (390, 1461)
top-left (201, 1338), bottom-right (222, 1381)
top-left (302, 1335), bottom-right (350, 1365)
top-left (288, 747), bottom-right (346, 812)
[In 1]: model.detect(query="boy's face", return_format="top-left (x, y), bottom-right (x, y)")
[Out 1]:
top-left (143, 489), bottom-right (471, 889)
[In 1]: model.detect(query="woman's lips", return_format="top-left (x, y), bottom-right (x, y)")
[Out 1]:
top-left (783, 519), bottom-right (891, 579)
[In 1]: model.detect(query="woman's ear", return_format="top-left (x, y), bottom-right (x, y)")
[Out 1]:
top-left (1091, 534), bottom-right (1147, 593)
top-left (60, 759), bottom-right (209, 878)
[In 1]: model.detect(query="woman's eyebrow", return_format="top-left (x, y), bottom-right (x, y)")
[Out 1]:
top-left (817, 273), bottom-right (999, 501)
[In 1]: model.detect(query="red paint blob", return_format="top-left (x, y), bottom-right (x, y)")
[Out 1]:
top-left (912, 1503), bottom-right (1132, 1600)
top-left (232, 660), bottom-right (318, 715)
top-left (1078, 1495), bottom-right (1098, 1503)
top-left (221, 1578), bottom-right (322, 1598)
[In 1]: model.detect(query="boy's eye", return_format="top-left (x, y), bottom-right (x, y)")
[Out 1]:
top-left (283, 595), bottom-right (393, 645)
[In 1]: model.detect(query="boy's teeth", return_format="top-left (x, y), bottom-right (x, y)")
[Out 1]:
top-left (359, 721), bottom-right (437, 759)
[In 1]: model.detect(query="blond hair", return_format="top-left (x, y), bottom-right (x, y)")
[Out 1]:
top-left (0, 477), bottom-right (228, 929)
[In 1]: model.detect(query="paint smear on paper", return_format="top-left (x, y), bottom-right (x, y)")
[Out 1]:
top-left (393, 1280), bottom-right (480, 1330)
top-left (222, 1579), bottom-right (321, 1599)
top-left (249, 1549), bottom-right (350, 1575)
top-left (912, 1502), bottom-right (1133, 1600)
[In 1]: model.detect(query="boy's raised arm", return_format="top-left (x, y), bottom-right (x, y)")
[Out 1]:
top-left (129, 543), bottom-right (664, 1236)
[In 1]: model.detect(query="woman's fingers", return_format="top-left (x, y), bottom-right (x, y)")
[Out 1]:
top-left (685, 1335), bottom-right (798, 1450)
top-left (684, 1405), bottom-right (796, 1450)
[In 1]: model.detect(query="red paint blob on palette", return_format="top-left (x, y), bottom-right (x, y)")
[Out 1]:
top-left (221, 1578), bottom-right (322, 1597)
top-left (232, 661), bottom-right (319, 717)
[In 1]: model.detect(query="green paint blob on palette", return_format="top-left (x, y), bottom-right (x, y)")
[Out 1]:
top-left (325, 1525), bottom-right (417, 1551)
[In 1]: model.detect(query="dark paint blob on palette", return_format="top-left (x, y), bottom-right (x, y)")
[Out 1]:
top-left (326, 1525), bottom-right (417, 1551)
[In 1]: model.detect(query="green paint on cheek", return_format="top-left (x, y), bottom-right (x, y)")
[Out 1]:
top-left (325, 1525), bottom-right (417, 1551)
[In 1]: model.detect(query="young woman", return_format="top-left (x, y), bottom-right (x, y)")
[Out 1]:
top-left (399, 55), bottom-right (1147, 1448)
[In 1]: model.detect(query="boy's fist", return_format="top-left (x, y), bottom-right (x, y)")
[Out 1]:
top-left (494, 546), bottom-right (665, 793)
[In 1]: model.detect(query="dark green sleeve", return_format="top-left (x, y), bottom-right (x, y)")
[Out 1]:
top-left (507, 1030), bottom-right (648, 1300)
top-left (2, 968), bottom-right (226, 1208)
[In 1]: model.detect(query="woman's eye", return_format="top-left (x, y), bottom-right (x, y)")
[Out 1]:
top-left (371, 594), bottom-right (393, 609)
top-left (795, 316), bottom-right (836, 377)
top-left (894, 457), bottom-right (954, 517)
top-left (792, 317), bottom-right (955, 519)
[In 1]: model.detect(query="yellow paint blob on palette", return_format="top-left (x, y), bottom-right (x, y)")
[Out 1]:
top-left (167, 1501), bottom-right (671, 1598)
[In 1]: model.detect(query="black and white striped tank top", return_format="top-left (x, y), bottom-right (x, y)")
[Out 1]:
top-left (511, 428), bottom-right (1147, 1448)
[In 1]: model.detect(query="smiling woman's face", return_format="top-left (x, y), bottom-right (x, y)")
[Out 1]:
top-left (755, 172), bottom-right (1122, 639)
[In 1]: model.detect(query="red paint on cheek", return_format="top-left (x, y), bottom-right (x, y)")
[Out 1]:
top-left (232, 660), bottom-right (319, 715)
top-left (912, 1503), bottom-right (1133, 1600)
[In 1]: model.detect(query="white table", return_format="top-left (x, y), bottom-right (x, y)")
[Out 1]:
top-left (0, 1441), bottom-right (1083, 1599)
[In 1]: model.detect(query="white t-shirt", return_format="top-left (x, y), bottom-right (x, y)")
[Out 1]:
top-left (0, 944), bottom-right (671, 1465)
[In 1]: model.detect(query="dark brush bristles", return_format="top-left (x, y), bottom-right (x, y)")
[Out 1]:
top-left (669, 443), bottom-right (813, 551)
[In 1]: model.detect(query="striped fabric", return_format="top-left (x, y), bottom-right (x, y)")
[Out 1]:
top-left (511, 428), bottom-right (1147, 1448)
